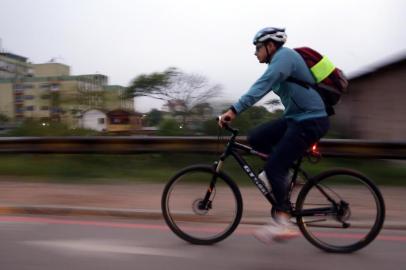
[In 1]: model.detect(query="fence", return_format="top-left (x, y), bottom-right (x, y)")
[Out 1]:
top-left (0, 136), bottom-right (405, 159)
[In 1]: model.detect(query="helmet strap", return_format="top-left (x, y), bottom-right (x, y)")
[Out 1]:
top-left (264, 44), bottom-right (271, 64)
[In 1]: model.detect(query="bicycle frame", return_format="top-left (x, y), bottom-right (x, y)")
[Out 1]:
top-left (205, 123), bottom-right (338, 219)
top-left (216, 138), bottom-right (276, 203)
top-left (212, 125), bottom-right (307, 209)
top-left (162, 122), bottom-right (385, 252)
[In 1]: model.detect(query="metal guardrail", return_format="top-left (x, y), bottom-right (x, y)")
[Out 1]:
top-left (0, 136), bottom-right (406, 159)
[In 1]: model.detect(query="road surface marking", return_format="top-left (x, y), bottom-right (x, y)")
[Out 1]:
top-left (2, 216), bottom-right (406, 242)
top-left (25, 239), bottom-right (194, 258)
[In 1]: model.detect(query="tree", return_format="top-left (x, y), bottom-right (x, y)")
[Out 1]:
top-left (0, 113), bottom-right (9, 123)
top-left (126, 68), bottom-right (223, 126)
top-left (125, 67), bottom-right (177, 100)
top-left (231, 106), bottom-right (274, 135)
top-left (157, 118), bottom-right (185, 136)
top-left (5, 119), bottom-right (99, 136)
top-left (144, 109), bottom-right (163, 126)
top-left (199, 105), bottom-right (277, 136)
top-left (201, 118), bottom-right (220, 136)
top-left (265, 98), bottom-right (282, 110)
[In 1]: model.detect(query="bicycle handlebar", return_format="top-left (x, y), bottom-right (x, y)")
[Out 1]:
top-left (216, 116), bottom-right (239, 136)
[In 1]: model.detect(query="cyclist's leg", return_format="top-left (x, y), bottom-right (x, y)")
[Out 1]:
top-left (255, 117), bottom-right (330, 243)
top-left (247, 118), bottom-right (288, 154)
top-left (265, 117), bottom-right (330, 212)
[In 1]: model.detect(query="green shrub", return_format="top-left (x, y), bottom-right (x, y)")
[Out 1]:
top-left (3, 119), bottom-right (100, 136)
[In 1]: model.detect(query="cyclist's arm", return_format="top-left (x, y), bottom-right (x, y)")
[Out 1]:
top-left (231, 50), bottom-right (295, 114)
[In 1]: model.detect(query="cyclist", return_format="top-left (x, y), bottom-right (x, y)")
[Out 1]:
top-left (218, 27), bottom-right (330, 243)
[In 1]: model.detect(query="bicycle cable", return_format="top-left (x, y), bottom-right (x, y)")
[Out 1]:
top-left (216, 125), bottom-right (223, 156)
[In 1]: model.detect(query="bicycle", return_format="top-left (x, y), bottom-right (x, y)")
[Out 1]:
top-left (161, 120), bottom-right (385, 253)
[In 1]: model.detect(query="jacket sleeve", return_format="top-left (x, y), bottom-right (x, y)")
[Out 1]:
top-left (232, 49), bottom-right (295, 114)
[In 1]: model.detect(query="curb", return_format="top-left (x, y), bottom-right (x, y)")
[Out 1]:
top-left (1, 204), bottom-right (405, 230)
top-left (0, 205), bottom-right (163, 220)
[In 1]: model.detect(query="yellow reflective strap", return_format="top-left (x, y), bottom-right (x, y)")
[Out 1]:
top-left (310, 56), bottom-right (335, 83)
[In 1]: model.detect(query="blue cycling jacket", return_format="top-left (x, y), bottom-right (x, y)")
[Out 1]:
top-left (232, 47), bottom-right (327, 121)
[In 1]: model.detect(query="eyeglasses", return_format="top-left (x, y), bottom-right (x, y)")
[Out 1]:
top-left (255, 44), bottom-right (264, 53)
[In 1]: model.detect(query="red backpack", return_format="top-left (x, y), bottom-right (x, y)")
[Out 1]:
top-left (287, 47), bottom-right (349, 116)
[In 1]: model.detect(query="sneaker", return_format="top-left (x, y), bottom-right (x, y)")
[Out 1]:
top-left (254, 216), bottom-right (299, 244)
top-left (258, 170), bottom-right (292, 192)
top-left (258, 171), bottom-right (271, 192)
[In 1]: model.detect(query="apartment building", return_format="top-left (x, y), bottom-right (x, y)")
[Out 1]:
top-left (0, 52), bottom-right (30, 119)
top-left (104, 85), bottom-right (133, 112)
top-left (0, 66), bottom-right (107, 126)
top-left (0, 52), bottom-right (33, 79)
top-left (0, 53), bottom-right (134, 128)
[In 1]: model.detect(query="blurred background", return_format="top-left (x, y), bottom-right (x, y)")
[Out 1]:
top-left (1, 3), bottom-right (406, 268)
top-left (0, 0), bottom-right (405, 185)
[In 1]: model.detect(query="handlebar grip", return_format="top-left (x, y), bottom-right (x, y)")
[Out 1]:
top-left (223, 116), bottom-right (231, 122)
top-left (217, 115), bottom-right (231, 123)
top-left (216, 115), bottom-right (239, 135)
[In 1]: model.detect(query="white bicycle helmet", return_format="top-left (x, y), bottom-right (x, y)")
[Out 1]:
top-left (253, 27), bottom-right (287, 45)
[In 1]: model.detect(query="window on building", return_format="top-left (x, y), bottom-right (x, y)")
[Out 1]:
top-left (50, 107), bottom-right (61, 113)
top-left (40, 117), bottom-right (50, 122)
top-left (111, 117), bottom-right (129, 124)
top-left (25, 106), bottom-right (35, 111)
top-left (13, 84), bottom-right (24, 92)
top-left (24, 95), bottom-right (35, 100)
top-left (40, 106), bottom-right (49, 111)
top-left (50, 84), bottom-right (59, 92)
top-left (98, 118), bottom-right (105, 124)
top-left (14, 95), bottom-right (24, 101)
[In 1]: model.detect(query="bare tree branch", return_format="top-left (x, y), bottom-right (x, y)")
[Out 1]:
top-left (127, 68), bottom-right (223, 111)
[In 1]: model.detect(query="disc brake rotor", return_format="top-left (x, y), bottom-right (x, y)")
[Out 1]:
top-left (192, 198), bottom-right (211, 215)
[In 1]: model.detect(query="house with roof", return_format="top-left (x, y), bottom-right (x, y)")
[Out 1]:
top-left (332, 54), bottom-right (406, 140)
top-left (79, 109), bottom-right (107, 132)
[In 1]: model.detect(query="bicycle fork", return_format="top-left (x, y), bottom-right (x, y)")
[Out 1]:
top-left (196, 161), bottom-right (223, 211)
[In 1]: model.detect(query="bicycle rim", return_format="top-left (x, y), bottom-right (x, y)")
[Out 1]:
top-left (162, 165), bottom-right (243, 245)
top-left (296, 169), bottom-right (385, 253)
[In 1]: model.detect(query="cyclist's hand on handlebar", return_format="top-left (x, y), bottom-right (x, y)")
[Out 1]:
top-left (218, 109), bottom-right (236, 128)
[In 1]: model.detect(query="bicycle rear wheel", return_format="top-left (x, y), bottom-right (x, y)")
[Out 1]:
top-left (295, 169), bottom-right (385, 253)
top-left (161, 165), bottom-right (243, 245)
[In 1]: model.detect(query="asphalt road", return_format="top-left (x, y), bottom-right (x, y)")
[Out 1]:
top-left (1, 215), bottom-right (405, 270)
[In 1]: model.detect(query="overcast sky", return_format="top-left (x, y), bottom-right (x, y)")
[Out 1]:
top-left (1, 0), bottom-right (405, 112)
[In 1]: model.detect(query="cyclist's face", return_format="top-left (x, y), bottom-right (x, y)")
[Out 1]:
top-left (254, 42), bottom-right (275, 63)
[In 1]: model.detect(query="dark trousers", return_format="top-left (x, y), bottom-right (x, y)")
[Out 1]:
top-left (247, 117), bottom-right (330, 212)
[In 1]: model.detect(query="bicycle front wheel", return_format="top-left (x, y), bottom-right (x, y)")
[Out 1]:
top-left (161, 165), bottom-right (243, 245)
top-left (295, 169), bottom-right (385, 253)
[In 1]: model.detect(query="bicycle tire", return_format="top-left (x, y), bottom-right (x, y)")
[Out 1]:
top-left (161, 164), bottom-right (243, 245)
top-left (295, 168), bottom-right (385, 253)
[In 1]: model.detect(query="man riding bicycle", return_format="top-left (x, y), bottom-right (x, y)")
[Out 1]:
top-left (218, 27), bottom-right (330, 243)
